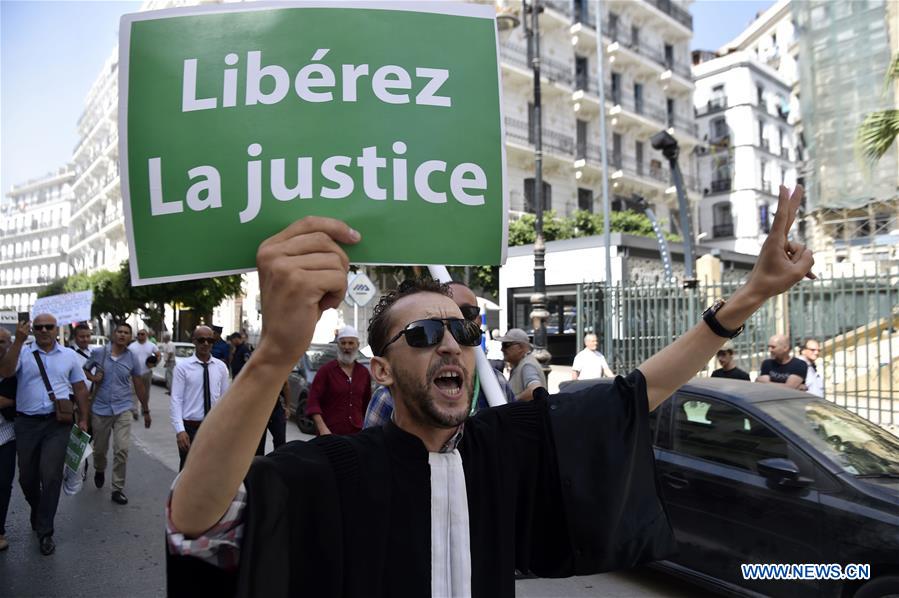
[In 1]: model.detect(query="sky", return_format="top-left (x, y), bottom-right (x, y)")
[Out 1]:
top-left (1, 0), bottom-right (774, 197)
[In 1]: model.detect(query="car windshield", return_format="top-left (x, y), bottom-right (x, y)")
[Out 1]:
top-left (758, 399), bottom-right (899, 477)
top-left (306, 344), bottom-right (337, 371)
top-left (175, 346), bottom-right (195, 358)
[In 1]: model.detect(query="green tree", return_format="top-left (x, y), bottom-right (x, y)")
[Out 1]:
top-left (857, 53), bottom-right (899, 163)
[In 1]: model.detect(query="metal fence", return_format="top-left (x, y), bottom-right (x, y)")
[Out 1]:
top-left (577, 263), bottom-right (899, 429)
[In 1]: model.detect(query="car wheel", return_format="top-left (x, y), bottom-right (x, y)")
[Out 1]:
top-left (295, 395), bottom-right (316, 435)
top-left (854, 575), bottom-right (899, 598)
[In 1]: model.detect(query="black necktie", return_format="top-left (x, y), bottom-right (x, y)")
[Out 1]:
top-left (202, 362), bottom-right (211, 415)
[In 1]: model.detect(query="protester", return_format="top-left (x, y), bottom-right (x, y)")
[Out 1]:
top-left (170, 326), bottom-right (230, 471)
top-left (256, 381), bottom-right (288, 456)
top-left (756, 334), bottom-right (808, 388)
top-left (83, 323), bottom-right (151, 505)
top-left (363, 281), bottom-right (515, 428)
top-left (710, 341), bottom-right (751, 380)
top-left (305, 325), bottom-right (371, 436)
top-left (495, 328), bottom-right (546, 401)
top-left (210, 326), bottom-right (231, 366)
top-left (228, 333), bottom-right (251, 379)
top-left (70, 323), bottom-right (94, 397)
top-left (0, 329), bottom-right (17, 552)
top-left (798, 337), bottom-right (824, 396)
top-left (0, 316), bottom-right (89, 556)
top-left (167, 186), bottom-right (813, 596)
top-left (128, 329), bottom-right (160, 420)
top-left (158, 333), bottom-right (177, 394)
top-left (571, 333), bottom-right (614, 380)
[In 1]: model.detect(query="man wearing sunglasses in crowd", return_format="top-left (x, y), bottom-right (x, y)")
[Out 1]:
top-left (495, 327), bottom-right (547, 402)
top-left (363, 281), bottom-right (515, 429)
top-left (83, 322), bottom-right (152, 506)
top-left (0, 315), bottom-right (89, 556)
top-left (169, 326), bottom-right (230, 471)
top-left (167, 187), bottom-right (814, 597)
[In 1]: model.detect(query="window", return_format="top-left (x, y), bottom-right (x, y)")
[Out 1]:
top-left (573, 0), bottom-right (587, 23)
top-left (635, 141), bottom-right (644, 175)
top-left (666, 98), bottom-right (675, 128)
top-left (577, 188), bottom-right (594, 212)
top-left (608, 12), bottom-right (619, 40)
top-left (524, 178), bottom-right (552, 213)
top-left (759, 203), bottom-right (771, 234)
top-left (664, 43), bottom-right (674, 69)
top-left (710, 117), bottom-right (727, 141)
top-left (757, 84), bottom-right (764, 106)
top-left (576, 119), bottom-right (588, 160)
top-left (712, 202), bottom-right (734, 238)
top-left (612, 133), bottom-right (622, 167)
top-left (575, 56), bottom-right (589, 91)
top-left (631, 25), bottom-right (640, 48)
top-left (634, 83), bottom-right (643, 114)
top-left (758, 119), bottom-right (765, 147)
top-left (760, 159), bottom-right (769, 191)
top-left (611, 72), bottom-right (622, 104)
top-left (672, 396), bottom-right (787, 473)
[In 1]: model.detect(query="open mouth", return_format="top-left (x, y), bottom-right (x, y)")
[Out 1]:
top-left (432, 368), bottom-right (463, 397)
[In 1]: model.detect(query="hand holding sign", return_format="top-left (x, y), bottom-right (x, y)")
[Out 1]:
top-left (255, 217), bottom-right (361, 370)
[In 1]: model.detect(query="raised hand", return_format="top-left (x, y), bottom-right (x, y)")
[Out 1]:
top-left (255, 217), bottom-right (361, 369)
top-left (744, 185), bottom-right (815, 301)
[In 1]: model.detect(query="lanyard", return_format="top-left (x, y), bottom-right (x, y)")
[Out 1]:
top-left (469, 370), bottom-right (480, 416)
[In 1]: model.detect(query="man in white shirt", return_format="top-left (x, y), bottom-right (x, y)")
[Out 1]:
top-left (128, 329), bottom-right (159, 419)
top-left (170, 326), bottom-right (230, 471)
top-left (158, 333), bottom-right (176, 394)
top-left (798, 338), bottom-right (824, 397)
top-left (70, 323), bottom-right (94, 393)
top-left (571, 334), bottom-right (614, 380)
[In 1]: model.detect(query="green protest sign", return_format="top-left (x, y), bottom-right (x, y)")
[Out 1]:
top-left (64, 425), bottom-right (92, 472)
top-left (119, 2), bottom-right (507, 285)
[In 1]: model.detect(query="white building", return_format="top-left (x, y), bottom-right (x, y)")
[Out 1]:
top-left (0, 168), bottom-right (75, 311)
top-left (500, 0), bottom-right (700, 230)
top-left (692, 50), bottom-right (797, 255)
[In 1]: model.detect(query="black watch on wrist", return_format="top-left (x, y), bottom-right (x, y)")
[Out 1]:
top-left (702, 299), bottom-right (744, 339)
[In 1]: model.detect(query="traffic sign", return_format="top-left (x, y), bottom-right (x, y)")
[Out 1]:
top-left (346, 273), bottom-right (378, 307)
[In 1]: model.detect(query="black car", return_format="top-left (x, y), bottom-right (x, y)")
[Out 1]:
top-left (286, 343), bottom-right (372, 435)
top-left (560, 377), bottom-right (899, 598)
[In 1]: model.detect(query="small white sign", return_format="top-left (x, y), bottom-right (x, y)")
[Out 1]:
top-left (346, 273), bottom-right (378, 308)
top-left (30, 290), bottom-right (94, 324)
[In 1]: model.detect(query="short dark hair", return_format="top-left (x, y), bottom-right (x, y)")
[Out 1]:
top-left (801, 338), bottom-right (818, 350)
top-left (368, 278), bottom-right (452, 357)
top-left (115, 322), bottom-right (133, 333)
top-left (74, 323), bottom-right (91, 333)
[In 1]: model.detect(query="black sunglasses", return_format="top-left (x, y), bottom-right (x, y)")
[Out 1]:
top-left (459, 304), bottom-right (480, 322)
top-left (379, 318), bottom-right (481, 355)
top-left (33, 324), bottom-right (56, 331)
top-left (195, 337), bottom-right (215, 344)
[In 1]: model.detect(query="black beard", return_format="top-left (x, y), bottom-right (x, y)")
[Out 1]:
top-left (393, 358), bottom-right (473, 429)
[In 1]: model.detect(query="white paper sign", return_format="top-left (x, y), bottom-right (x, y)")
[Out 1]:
top-left (30, 290), bottom-right (94, 324)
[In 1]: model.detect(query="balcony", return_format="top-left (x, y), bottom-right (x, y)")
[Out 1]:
top-left (709, 179), bottom-right (732, 193)
top-left (696, 97), bottom-right (727, 117)
top-left (645, 0), bottom-right (693, 30)
top-left (505, 117), bottom-right (575, 157)
top-left (499, 42), bottom-right (573, 87)
top-left (712, 223), bottom-right (735, 238)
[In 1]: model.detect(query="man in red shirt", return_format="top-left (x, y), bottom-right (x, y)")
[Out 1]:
top-left (305, 326), bottom-right (371, 435)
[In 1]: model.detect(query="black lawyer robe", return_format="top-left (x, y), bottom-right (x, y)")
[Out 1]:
top-left (167, 370), bottom-right (676, 597)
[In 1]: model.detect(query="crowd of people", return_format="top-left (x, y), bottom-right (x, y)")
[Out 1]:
top-left (0, 317), bottom-right (266, 556)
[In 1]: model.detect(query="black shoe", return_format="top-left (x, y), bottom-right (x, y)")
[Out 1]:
top-left (39, 535), bottom-right (55, 556)
top-left (111, 490), bottom-right (128, 505)
top-left (94, 471), bottom-right (105, 489)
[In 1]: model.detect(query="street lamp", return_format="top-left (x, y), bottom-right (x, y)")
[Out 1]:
top-left (650, 130), bottom-right (697, 287)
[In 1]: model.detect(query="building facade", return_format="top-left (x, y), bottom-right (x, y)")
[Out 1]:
top-left (0, 168), bottom-right (75, 311)
top-left (692, 51), bottom-right (798, 255)
top-left (500, 0), bottom-right (700, 232)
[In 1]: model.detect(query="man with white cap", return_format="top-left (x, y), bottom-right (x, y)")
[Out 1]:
top-left (496, 328), bottom-right (547, 401)
top-left (305, 325), bottom-right (371, 436)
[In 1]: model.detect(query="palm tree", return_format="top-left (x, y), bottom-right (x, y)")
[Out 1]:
top-left (857, 53), bottom-right (899, 162)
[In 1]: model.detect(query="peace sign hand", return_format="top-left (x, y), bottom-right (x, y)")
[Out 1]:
top-left (744, 185), bottom-right (815, 301)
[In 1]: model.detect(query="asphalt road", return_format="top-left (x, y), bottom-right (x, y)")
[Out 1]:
top-left (0, 382), bottom-right (715, 598)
